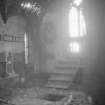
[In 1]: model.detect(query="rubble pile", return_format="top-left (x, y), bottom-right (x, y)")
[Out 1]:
top-left (59, 91), bottom-right (93, 105)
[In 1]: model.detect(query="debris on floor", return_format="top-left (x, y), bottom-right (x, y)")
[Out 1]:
top-left (10, 88), bottom-right (93, 105)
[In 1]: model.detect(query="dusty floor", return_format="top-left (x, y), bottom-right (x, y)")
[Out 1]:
top-left (11, 88), bottom-right (52, 105)
top-left (0, 72), bottom-right (93, 105)
top-left (10, 88), bottom-right (92, 105)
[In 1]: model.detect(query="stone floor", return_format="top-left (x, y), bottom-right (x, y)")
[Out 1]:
top-left (9, 88), bottom-right (92, 105)
top-left (11, 88), bottom-right (54, 105)
top-left (0, 72), bottom-right (93, 105)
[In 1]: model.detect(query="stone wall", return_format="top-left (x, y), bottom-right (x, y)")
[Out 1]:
top-left (0, 15), bottom-right (25, 53)
top-left (0, 15), bottom-right (26, 78)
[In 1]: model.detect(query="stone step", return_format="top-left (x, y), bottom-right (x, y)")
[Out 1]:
top-left (47, 80), bottom-right (71, 85)
top-left (55, 63), bottom-right (80, 68)
top-left (45, 84), bottom-right (69, 89)
top-left (45, 80), bottom-right (70, 89)
top-left (55, 59), bottom-right (81, 68)
top-left (49, 68), bottom-right (78, 74)
top-left (44, 58), bottom-right (81, 93)
top-left (49, 74), bottom-right (73, 81)
top-left (57, 60), bottom-right (80, 65)
top-left (55, 66), bottom-right (78, 70)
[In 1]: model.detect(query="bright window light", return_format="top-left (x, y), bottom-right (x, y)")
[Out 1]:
top-left (24, 32), bottom-right (28, 64)
top-left (69, 7), bottom-right (79, 38)
top-left (80, 10), bottom-right (87, 37)
top-left (69, 42), bottom-right (80, 53)
top-left (21, 2), bottom-right (32, 8)
top-left (69, 7), bottom-right (86, 38)
top-left (21, 2), bottom-right (41, 15)
top-left (73, 0), bottom-right (83, 6)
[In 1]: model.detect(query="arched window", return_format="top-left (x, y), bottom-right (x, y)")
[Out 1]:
top-left (69, 0), bottom-right (86, 38)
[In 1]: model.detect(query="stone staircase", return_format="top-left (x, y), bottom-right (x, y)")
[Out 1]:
top-left (44, 56), bottom-right (82, 95)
